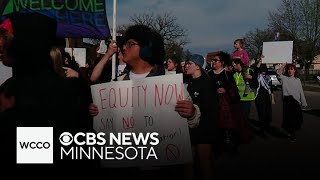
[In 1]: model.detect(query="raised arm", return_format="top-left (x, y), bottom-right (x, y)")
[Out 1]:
top-left (90, 41), bottom-right (118, 83)
top-left (276, 63), bottom-right (286, 76)
top-left (256, 58), bottom-right (262, 68)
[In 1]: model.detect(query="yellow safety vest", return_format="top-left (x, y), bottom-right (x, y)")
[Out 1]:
top-left (233, 70), bottom-right (256, 101)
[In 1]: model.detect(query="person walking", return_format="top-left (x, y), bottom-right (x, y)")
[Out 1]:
top-left (254, 60), bottom-right (275, 137)
top-left (276, 63), bottom-right (307, 142)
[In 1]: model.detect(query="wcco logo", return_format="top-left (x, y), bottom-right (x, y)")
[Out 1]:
top-left (16, 127), bottom-right (53, 164)
top-left (19, 141), bottom-right (51, 149)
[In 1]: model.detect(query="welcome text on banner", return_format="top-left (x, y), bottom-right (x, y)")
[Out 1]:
top-left (0, 0), bottom-right (110, 38)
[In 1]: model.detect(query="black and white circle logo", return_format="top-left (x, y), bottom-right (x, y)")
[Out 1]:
top-left (59, 132), bottom-right (73, 146)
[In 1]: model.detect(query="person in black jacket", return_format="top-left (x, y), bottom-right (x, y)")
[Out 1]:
top-left (254, 60), bottom-right (275, 137)
top-left (184, 54), bottom-right (218, 180)
top-left (1, 12), bottom-right (96, 168)
top-left (90, 36), bottom-right (129, 84)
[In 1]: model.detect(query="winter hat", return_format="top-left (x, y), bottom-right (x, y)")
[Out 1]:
top-left (189, 54), bottom-right (206, 70)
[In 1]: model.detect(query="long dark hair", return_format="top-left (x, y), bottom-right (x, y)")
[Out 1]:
top-left (167, 55), bottom-right (183, 73)
top-left (215, 51), bottom-right (231, 67)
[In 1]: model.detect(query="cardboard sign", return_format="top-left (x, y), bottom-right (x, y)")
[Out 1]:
top-left (64, 48), bottom-right (86, 67)
top-left (90, 74), bottom-right (193, 167)
top-left (262, 41), bottom-right (293, 64)
top-left (96, 40), bottom-right (107, 54)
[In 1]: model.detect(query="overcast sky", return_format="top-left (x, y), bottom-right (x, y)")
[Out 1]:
top-left (106, 0), bottom-right (282, 57)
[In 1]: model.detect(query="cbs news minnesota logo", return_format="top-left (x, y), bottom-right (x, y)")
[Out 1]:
top-left (16, 127), bottom-right (53, 164)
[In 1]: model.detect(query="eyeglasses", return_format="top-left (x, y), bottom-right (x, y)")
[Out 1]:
top-left (124, 41), bottom-right (139, 48)
top-left (212, 58), bottom-right (220, 63)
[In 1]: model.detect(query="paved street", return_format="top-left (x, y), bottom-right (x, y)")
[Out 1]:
top-left (213, 89), bottom-right (320, 179)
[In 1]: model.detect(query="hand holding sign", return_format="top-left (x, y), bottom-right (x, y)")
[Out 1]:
top-left (175, 100), bottom-right (195, 118)
top-left (88, 103), bottom-right (99, 117)
top-left (90, 74), bottom-right (193, 167)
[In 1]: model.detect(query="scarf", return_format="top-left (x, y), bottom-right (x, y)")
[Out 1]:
top-left (257, 74), bottom-right (271, 95)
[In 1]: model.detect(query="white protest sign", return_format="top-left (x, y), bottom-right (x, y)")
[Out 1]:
top-left (64, 48), bottom-right (86, 67)
top-left (82, 38), bottom-right (100, 45)
top-left (0, 62), bottom-right (12, 85)
top-left (97, 40), bottom-right (107, 54)
top-left (262, 41), bottom-right (293, 64)
top-left (90, 74), bottom-right (192, 167)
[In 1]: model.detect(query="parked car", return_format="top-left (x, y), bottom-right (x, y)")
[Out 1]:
top-left (267, 69), bottom-right (281, 89)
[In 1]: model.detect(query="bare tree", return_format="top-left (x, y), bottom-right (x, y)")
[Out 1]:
top-left (165, 42), bottom-right (183, 59)
top-left (297, 0), bottom-right (320, 62)
top-left (130, 12), bottom-right (189, 46)
top-left (117, 12), bottom-right (190, 63)
top-left (268, 0), bottom-right (302, 41)
top-left (268, 0), bottom-right (320, 77)
top-left (244, 28), bottom-right (274, 61)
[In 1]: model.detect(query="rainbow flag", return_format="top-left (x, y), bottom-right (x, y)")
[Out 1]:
top-left (0, 0), bottom-right (110, 38)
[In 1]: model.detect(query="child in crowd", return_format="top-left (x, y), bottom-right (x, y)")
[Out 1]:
top-left (232, 39), bottom-right (249, 67)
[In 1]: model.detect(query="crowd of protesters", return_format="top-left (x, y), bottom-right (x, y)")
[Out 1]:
top-left (0, 12), bottom-right (308, 178)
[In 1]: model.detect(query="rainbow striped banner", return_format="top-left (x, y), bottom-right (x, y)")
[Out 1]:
top-left (0, 0), bottom-right (110, 38)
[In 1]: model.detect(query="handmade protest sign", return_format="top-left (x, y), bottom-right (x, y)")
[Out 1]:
top-left (262, 41), bottom-right (293, 64)
top-left (90, 74), bottom-right (193, 167)
top-left (65, 48), bottom-right (86, 67)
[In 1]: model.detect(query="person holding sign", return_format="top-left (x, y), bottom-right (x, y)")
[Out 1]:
top-left (184, 54), bottom-right (218, 180)
top-left (89, 25), bottom-right (200, 126)
top-left (276, 63), bottom-right (307, 143)
top-left (90, 36), bottom-right (128, 83)
top-left (89, 24), bottom-right (201, 178)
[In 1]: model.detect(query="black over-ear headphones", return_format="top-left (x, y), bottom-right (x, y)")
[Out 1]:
top-left (139, 41), bottom-right (153, 60)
